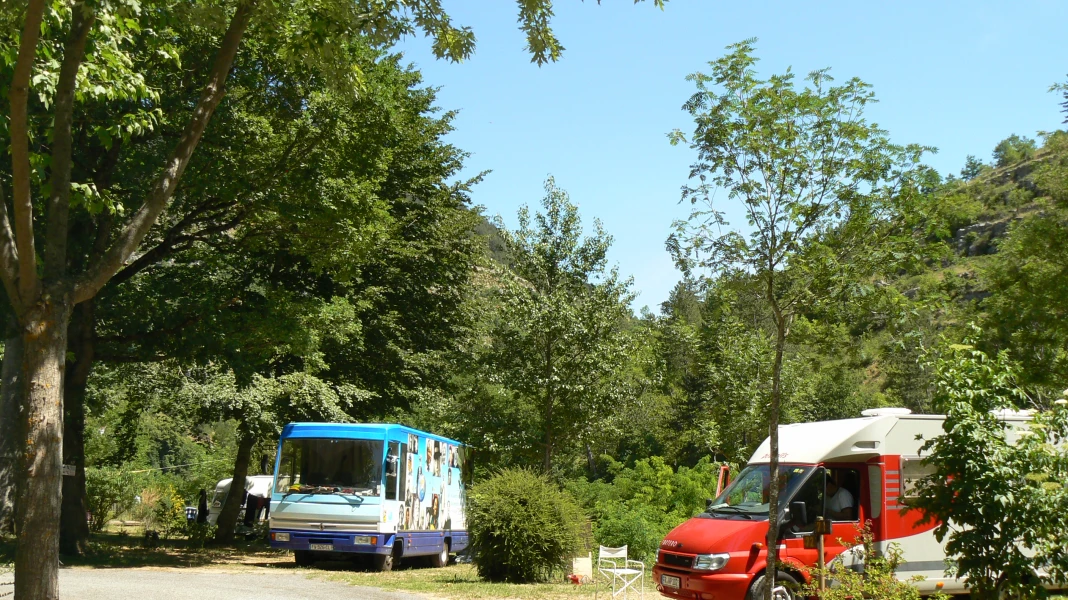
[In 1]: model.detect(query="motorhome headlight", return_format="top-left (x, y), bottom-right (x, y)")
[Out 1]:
top-left (692, 553), bottom-right (730, 571)
top-left (272, 532), bottom-right (290, 542)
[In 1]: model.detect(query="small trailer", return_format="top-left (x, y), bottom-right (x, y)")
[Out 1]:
top-left (652, 408), bottom-right (1037, 599)
top-left (268, 423), bottom-right (469, 570)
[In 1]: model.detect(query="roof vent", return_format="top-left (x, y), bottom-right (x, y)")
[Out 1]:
top-left (861, 408), bottom-right (912, 417)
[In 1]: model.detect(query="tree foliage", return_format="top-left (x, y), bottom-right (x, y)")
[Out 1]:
top-left (668, 39), bottom-right (929, 596)
top-left (480, 178), bottom-right (635, 473)
top-left (912, 336), bottom-right (1068, 598)
top-left (993, 134), bottom-right (1038, 168)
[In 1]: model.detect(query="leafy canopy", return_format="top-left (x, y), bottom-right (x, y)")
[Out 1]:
top-left (911, 334), bottom-right (1068, 598)
top-left (486, 177), bottom-right (635, 472)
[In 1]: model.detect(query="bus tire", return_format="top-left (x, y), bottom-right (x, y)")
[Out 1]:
top-left (374, 553), bottom-right (394, 572)
top-left (430, 541), bottom-right (450, 568)
top-left (746, 569), bottom-right (800, 600)
top-left (294, 550), bottom-right (314, 567)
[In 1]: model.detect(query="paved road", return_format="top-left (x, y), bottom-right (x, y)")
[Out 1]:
top-left (46, 567), bottom-right (428, 600)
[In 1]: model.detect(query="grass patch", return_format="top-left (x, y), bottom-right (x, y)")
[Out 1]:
top-left (314, 562), bottom-right (652, 600)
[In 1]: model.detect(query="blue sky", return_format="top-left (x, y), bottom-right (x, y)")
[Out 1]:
top-left (396, 1), bottom-right (1068, 313)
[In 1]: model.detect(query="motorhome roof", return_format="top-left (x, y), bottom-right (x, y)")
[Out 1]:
top-left (749, 415), bottom-right (899, 464)
top-left (748, 410), bottom-right (1032, 465)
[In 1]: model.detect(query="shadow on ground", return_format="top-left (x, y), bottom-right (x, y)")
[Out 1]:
top-left (0, 531), bottom-right (288, 569)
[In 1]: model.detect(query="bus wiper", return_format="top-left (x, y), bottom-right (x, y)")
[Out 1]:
top-left (708, 505), bottom-right (753, 519)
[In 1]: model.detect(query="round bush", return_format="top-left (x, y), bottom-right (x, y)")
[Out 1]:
top-left (468, 468), bottom-right (585, 583)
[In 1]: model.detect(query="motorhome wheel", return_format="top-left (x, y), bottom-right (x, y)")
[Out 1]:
top-left (746, 571), bottom-right (799, 600)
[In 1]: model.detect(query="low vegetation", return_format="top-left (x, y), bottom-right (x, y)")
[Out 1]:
top-left (468, 469), bottom-right (585, 583)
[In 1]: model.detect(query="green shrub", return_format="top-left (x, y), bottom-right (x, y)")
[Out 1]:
top-left (184, 521), bottom-right (216, 548)
top-left (804, 521), bottom-right (948, 600)
top-left (468, 468), bottom-right (585, 583)
top-left (85, 466), bottom-right (136, 531)
top-left (153, 484), bottom-right (188, 539)
top-left (569, 456), bottom-right (723, 562)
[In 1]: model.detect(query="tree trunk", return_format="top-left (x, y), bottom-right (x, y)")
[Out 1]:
top-left (14, 294), bottom-right (73, 600)
top-left (60, 301), bottom-right (95, 555)
top-left (764, 319), bottom-right (787, 600)
top-left (0, 331), bottom-right (23, 534)
top-left (214, 432), bottom-right (253, 544)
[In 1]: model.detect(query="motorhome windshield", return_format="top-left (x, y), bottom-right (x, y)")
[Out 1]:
top-left (275, 438), bottom-right (383, 495)
top-left (704, 464), bottom-right (813, 518)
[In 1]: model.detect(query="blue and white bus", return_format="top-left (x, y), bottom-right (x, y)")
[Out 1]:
top-left (268, 423), bottom-right (469, 570)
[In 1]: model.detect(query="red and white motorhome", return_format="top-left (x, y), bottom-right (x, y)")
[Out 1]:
top-left (652, 408), bottom-right (1034, 600)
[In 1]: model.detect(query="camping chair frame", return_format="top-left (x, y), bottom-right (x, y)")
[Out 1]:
top-left (596, 545), bottom-right (644, 599)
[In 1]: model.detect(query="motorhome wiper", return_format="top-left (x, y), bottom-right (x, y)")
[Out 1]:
top-left (708, 505), bottom-right (753, 519)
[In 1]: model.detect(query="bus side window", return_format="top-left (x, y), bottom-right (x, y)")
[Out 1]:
top-left (385, 442), bottom-right (400, 500)
top-left (399, 442), bottom-right (407, 499)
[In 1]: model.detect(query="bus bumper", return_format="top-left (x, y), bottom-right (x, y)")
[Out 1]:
top-left (269, 529), bottom-right (393, 555)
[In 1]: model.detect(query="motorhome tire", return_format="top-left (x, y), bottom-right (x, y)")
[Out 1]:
top-left (430, 541), bottom-right (449, 568)
top-left (294, 550), bottom-right (314, 567)
top-left (746, 570), bottom-right (799, 600)
top-left (374, 553), bottom-right (395, 572)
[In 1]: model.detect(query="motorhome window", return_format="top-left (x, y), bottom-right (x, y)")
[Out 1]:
top-left (785, 469), bottom-right (824, 532)
top-left (274, 438), bottom-right (384, 495)
top-left (900, 457), bottom-right (934, 502)
top-left (868, 465), bottom-right (882, 519)
top-left (825, 467), bottom-right (860, 521)
top-left (706, 465), bottom-right (813, 517)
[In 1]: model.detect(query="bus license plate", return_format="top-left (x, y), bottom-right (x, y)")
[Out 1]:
top-left (309, 543), bottom-right (333, 551)
top-left (661, 575), bottom-right (681, 588)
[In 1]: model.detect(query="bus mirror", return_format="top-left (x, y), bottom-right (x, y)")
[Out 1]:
top-left (789, 501), bottom-right (807, 524)
top-left (385, 454), bottom-right (398, 477)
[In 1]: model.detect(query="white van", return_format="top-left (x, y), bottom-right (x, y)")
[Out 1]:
top-left (207, 475), bottom-right (275, 525)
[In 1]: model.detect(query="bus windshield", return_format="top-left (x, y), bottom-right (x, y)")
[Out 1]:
top-left (704, 464), bottom-right (813, 518)
top-left (275, 438), bottom-right (384, 495)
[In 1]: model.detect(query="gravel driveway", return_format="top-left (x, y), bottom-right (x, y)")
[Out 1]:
top-left (51, 567), bottom-right (428, 600)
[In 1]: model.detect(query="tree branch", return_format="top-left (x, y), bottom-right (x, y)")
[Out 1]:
top-left (73, 0), bottom-right (257, 305)
top-left (44, 1), bottom-right (96, 281)
top-left (8, 0), bottom-right (47, 306)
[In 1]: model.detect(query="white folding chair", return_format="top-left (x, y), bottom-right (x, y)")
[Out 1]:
top-left (597, 545), bottom-right (644, 599)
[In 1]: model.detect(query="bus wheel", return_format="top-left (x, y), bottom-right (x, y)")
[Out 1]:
top-left (430, 541), bottom-right (450, 568)
top-left (294, 550), bottom-right (314, 567)
top-left (373, 553), bottom-right (394, 572)
top-left (746, 570), bottom-right (800, 600)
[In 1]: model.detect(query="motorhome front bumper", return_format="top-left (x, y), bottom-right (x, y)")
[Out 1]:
top-left (652, 565), bottom-right (751, 600)
top-left (269, 529), bottom-right (392, 555)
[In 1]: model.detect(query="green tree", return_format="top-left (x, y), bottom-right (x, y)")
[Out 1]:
top-left (51, 31), bottom-right (479, 553)
top-left (487, 177), bottom-right (635, 473)
top-left (992, 134), bottom-right (1038, 167)
top-left (0, 2), bottom-right (665, 594)
top-left (911, 337), bottom-right (1068, 598)
top-left (1054, 76), bottom-right (1067, 123)
top-left (960, 154), bottom-right (985, 181)
top-left (667, 39), bottom-right (928, 599)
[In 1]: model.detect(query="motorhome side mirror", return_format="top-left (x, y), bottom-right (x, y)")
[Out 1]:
top-left (706, 498), bottom-right (714, 507)
top-left (789, 501), bottom-right (807, 524)
top-left (385, 455), bottom-right (398, 477)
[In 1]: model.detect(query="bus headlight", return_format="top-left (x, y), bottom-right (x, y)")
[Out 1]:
top-left (692, 553), bottom-right (730, 571)
top-left (272, 532), bottom-right (290, 542)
